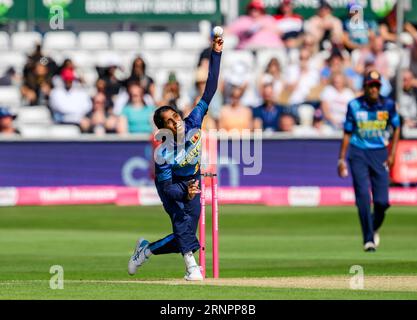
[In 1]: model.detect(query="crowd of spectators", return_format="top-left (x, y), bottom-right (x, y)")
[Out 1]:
top-left (1, 0), bottom-right (417, 137)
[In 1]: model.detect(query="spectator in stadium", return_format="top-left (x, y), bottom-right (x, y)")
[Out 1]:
top-left (21, 58), bottom-right (53, 106)
top-left (52, 59), bottom-right (84, 88)
top-left (274, 0), bottom-right (304, 48)
top-left (320, 71), bottom-right (355, 130)
top-left (312, 108), bottom-right (334, 135)
top-left (379, 4), bottom-right (417, 44)
top-left (188, 66), bottom-right (221, 129)
top-left (124, 56), bottom-right (155, 101)
top-left (284, 48), bottom-right (321, 106)
top-left (307, 0), bottom-right (343, 50)
top-left (219, 86), bottom-right (252, 132)
top-left (80, 93), bottom-right (117, 135)
top-left (342, 2), bottom-right (379, 51)
top-left (221, 60), bottom-right (256, 107)
top-left (320, 50), bottom-right (357, 88)
top-left (253, 82), bottom-right (282, 132)
top-left (278, 113), bottom-right (296, 132)
top-left (398, 70), bottom-right (417, 129)
top-left (258, 58), bottom-right (284, 101)
top-left (158, 72), bottom-right (189, 111)
top-left (410, 40), bottom-right (417, 78)
top-left (356, 36), bottom-right (390, 79)
top-left (0, 107), bottom-right (19, 136)
top-left (0, 67), bottom-right (18, 86)
top-left (23, 44), bottom-right (57, 81)
top-left (225, 0), bottom-right (283, 49)
top-left (49, 67), bottom-right (92, 126)
top-left (96, 59), bottom-right (122, 105)
top-left (117, 82), bottom-right (154, 135)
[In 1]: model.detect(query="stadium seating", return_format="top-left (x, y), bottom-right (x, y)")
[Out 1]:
top-left (110, 32), bottom-right (141, 51)
top-left (222, 50), bottom-right (255, 70)
top-left (174, 32), bottom-right (208, 51)
top-left (43, 31), bottom-right (77, 51)
top-left (16, 106), bottom-right (53, 126)
top-left (0, 51), bottom-right (26, 74)
top-left (78, 32), bottom-right (110, 50)
top-left (0, 86), bottom-right (21, 110)
top-left (142, 32), bottom-right (172, 50)
top-left (49, 125), bottom-right (81, 137)
top-left (11, 32), bottom-right (42, 53)
top-left (19, 124), bottom-right (81, 138)
top-left (0, 31), bottom-right (10, 50)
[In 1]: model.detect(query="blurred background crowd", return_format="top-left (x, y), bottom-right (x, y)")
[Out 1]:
top-left (1, 0), bottom-right (417, 138)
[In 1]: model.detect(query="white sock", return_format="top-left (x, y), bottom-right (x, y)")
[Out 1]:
top-left (144, 248), bottom-right (152, 258)
top-left (183, 251), bottom-right (198, 271)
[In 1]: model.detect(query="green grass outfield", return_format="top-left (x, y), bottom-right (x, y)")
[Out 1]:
top-left (0, 205), bottom-right (416, 300)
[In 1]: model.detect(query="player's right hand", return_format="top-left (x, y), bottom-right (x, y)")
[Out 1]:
top-left (337, 159), bottom-right (349, 178)
top-left (212, 37), bottom-right (224, 53)
top-left (187, 179), bottom-right (201, 200)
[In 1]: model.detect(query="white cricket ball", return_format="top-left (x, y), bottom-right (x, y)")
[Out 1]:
top-left (213, 26), bottom-right (223, 37)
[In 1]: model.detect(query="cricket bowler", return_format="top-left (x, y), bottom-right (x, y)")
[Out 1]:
top-left (338, 70), bottom-right (401, 252)
top-left (127, 34), bottom-right (223, 280)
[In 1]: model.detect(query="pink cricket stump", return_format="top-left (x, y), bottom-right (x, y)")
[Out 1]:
top-left (211, 174), bottom-right (219, 278)
top-left (199, 174), bottom-right (206, 278)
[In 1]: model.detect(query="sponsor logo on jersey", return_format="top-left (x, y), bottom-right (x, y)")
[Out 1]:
top-left (377, 111), bottom-right (389, 121)
top-left (356, 111), bottom-right (368, 121)
top-left (190, 131), bottom-right (201, 145)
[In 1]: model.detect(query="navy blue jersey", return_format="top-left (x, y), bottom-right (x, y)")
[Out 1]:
top-left (154, 50), bottom-right (221, 201)
top-left (155, 99), bottom-right (208, 181)
top-left (344, 95), bottom-right (400, 149)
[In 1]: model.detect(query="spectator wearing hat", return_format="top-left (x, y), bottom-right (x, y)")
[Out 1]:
top-left (225, 0), bottom-right (283, 50)
top-left (49, 68), bottom-right (92, 126)
top-left (274, 0), bottom-right (304, 48)
top-left (307, 0), bottom-right (343, 50)
top-left (157, 72), bottom-right (189, 111)
top-left (0, 107), bottom-right (19, 136)
top-left (219, 86), bottom-right (252, 132)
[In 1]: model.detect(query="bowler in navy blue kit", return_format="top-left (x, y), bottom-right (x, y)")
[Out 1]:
top-left (338, 71), bottom-right (401, 252)
top-left (127, 36), bottom-right (223, 280)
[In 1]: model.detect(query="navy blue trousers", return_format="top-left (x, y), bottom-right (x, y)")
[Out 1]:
top-left (148, 178), bottom-right (201, 256)
top-left (348, 145), bottom-right (390, 244)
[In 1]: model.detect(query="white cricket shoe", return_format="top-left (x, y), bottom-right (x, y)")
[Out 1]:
top-left (184, 266), bottom-right (203, 281)
top-left (364, 241), bottom-right (376, 252)
top-left (374, 232), bottom-right (380, 247)
top-left (128, 238), bottom-right (150, 276)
